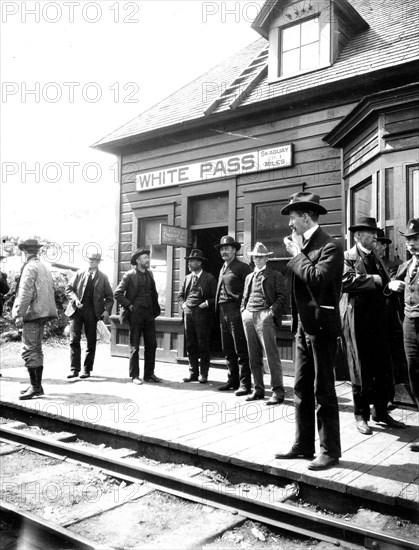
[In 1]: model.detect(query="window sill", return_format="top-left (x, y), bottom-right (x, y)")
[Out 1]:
top-left (268, 62), bottom-right (331, 84)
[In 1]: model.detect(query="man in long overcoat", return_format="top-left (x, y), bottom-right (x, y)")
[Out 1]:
top-left (340, 217), bottom-right (405, 435)
top-left (178, 249), bottom-right (217, 383)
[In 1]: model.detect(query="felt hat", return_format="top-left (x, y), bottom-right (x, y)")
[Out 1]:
top-left (281, 191), bottom-right (327, 215)
top-left (18, 238), bottom-right (43, 251)
top-left (376, 229), bottom-right (392, 244)
top-left (185, 249), bottom-right (206, 261)
top-left (399, 218), bottom-right (419, 238)
top-left (249, 242), bottom-right (273, 256)
top-left (348, 217), bottom-right (379, 232)
top-left (214, 235), bottom-right (241, 251)
top-left (131, 247), bottom-right (150, 265)
top-left (86, 252), bottom-right (103, 261)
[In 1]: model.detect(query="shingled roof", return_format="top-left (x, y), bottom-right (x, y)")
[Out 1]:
top-left (93, 0), bottom-right (419, 151)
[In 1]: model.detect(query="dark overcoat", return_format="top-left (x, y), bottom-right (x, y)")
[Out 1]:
top-left (114, 268), bottom-right (161, 323)
top-left (340, 244), bottom-right (393, 393)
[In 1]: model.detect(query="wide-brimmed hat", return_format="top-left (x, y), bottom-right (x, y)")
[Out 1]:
top-left (185, 249), bottom-right (206, 262)
top-left (18, 238), bottom-right (43, 251)
top-left (214, 235), bottom-right (241, 251)
top-left (131, 247), bottom-right (150, 265)
top-left (86, 252), bottom-right (103, 262)
top-left (348, 217), bottom-right (379, 232)
top-left (376, 229), bottom-right (392, 244)
top-left (399, 218), bottom-right (419, 238)
top-left (281, 192), bottom-right (327, 216)
top-left (249, 242), bottom-right (273, 256)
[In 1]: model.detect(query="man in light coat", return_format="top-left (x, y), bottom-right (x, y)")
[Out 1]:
top-left (241, 242), bottom-right (287, 405)
top-left (12, 239), bottom-right (57, 400)
top-left (65, 252), bottom-right (114, 379)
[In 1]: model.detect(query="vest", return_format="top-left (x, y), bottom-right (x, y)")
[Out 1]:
top-left (81, 273), bottom-right (95, 307)
top-left (246, 271), bottom-right (267, 311)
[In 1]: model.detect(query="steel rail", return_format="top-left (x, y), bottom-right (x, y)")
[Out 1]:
top-left (1, 424), bottom-right (418, 550)
top-left (1, 500), bottom-right (109, 550)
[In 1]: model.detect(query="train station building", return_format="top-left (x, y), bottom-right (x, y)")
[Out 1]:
top-left (93, 0), bottom-right (419, 369)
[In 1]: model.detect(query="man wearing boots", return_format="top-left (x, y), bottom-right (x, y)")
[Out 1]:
top-left (215, 235), bottom-right (252, 395)
top-left (65, 252), bottom-right (114, 379)
top-left (178, 249), bottom-right (217, 383)
top-left (12, 239), bottom-right (57, 400)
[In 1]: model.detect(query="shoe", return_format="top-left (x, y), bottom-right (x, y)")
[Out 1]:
top-left (245, 391), bottom-right (265, 401)
top-left (183, 376), bottom-right (199, 382)
top-left (266, 395), bottom-right (284, 406)
top-left (218, 382), bottom-right (239, 391)
top-left (67, 372), bottom-right (79, 379)
top-left (356, 419), bottom-right (372, 435)
top-left (19, 386), bottom-right (43, 400)
top-left (275, 447), bottom-right (314, 460)
top-left (409, 443), bottom-right (419, 452)
top-left (307, 455), bottom-right (339, 471)
top-left (372, 413), bottom-right (406, 429)
top-left (198, 375), bottom-right (208, 384)
top-left (235, 387), bottom-right (251, 396)
top-left (132, 377), bottom-right (143, 385)
top-left (79, 372), bottom-right (90, 379)
top-left (144, 374), bottom-right (162, 383)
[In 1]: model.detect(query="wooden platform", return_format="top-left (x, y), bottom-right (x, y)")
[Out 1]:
top-left (1, 344), bottom-right (418, 513)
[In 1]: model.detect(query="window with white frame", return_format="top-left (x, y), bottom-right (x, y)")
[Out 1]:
top-left (281, 17), bottom-right (320, 77)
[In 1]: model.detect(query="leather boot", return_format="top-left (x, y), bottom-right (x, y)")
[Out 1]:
top-left (19, 367), bottom-right (44, 400)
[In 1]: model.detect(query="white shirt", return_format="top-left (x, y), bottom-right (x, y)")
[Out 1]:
top-left (303, 224), bottom-right (319, 242)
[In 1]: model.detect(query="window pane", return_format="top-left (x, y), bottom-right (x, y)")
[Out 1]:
top-left (282, 49), bottom-right (300, 75)
top-left (139, 217), bottom-right (167, 314)
top-left (282, 24), bottom-right (300, 51)
top-left (352, 179), bottom-right (375, 222)
top-left (300, 43), bottom-right (319, 70)
top-left (408, 166), bottom-right (419, 218)
top-left (385, 168), bottom-right (394, 220)
top-left (301, 18), bottom-right (319, 45)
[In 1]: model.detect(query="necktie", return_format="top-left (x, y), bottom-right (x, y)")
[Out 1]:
top-left (411, 261), bottom-right (419, 282)
top-left (192, 274), bottom-right (198, 286)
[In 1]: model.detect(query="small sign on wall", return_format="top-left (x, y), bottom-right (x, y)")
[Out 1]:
top-left (160, 224), bottom-right (189, 247)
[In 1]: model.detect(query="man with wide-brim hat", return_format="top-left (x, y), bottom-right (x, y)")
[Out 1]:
top-left (388, 218), bottom-right (419, 451)
top-left (215, 235), bottom-right (252, 394)
top-left (115, 247), bottom-right (162, 384)
top-left (0, 254), bottom-right (9, 318)
top-left (341, 216), bottom-right (405, 436)
top-left (241, 242), bottom-right (287, 405)
top-left (65, 251), bottom-right (114, 379)
top-left (275, 191), bottom-right (343, 471)
top-left (12, 238), bottom-right (57, 399)
top-left (178, 249), bottom-right (217, 383)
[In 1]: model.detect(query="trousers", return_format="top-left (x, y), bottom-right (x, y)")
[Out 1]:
top-left (219, 302), bottom-right (251, 389)
top-left (241, 308), bottom-right (284, 397)
top-left (69, 307), bottom-right (98, 372)
top-left (403, 316), bottom-right (419, 408)
top-left (22, 319), bottom-right (47, 369)
top-left (129, 307), bottom-right (157, 379)
top-left (184, 306), bottom-right (211, 376)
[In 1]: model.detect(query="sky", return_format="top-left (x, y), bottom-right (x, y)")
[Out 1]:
top-left (1, 0), bottom-right (265, 281)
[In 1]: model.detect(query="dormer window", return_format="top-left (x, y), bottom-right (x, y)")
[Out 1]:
top-left (251, 0), bottom-right (369, 83)
top-left (281, 16), bottom-right (320, 77)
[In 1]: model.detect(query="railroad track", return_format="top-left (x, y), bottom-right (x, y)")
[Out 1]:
top-left (1, 422), bottom-right (418, 550)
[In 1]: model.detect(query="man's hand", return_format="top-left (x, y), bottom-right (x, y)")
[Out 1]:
top-left (373, 275), bottom-right (383, 287)
top-left (15, 316), bottom-right (24, 328)
top-left (388, 280), bottom-right (405, 293)
top-left (182, 303), bottom-right (186, 309)
top-left (284, 236), bottom-right (301, 258)
top-left (75, 299), bottom-right (83, 309)
top-left (102, 311), bottom-right (110, 323)
top-left (199, 302), bottom-right (208, 309)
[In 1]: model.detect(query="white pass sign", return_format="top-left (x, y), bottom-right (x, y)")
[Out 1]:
top-left (136, 144), bottom-right (292, 191)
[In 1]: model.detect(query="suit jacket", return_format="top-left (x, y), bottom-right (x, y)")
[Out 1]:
top-left (114, 268), bottom-right (161, 323)
top-left (241, 267), bottom-right (287, 322)
top-left (288, 227), bottom-right (344, 335)
top-left (65, 269), bottom-right (114, 320)
top-left (178, 270), bottom-right (217, 310)
top-left (215, 258), bottom-right (252, 312)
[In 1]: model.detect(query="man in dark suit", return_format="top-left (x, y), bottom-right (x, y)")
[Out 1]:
top-left (387, 219), bottom-right (419, 452)
top-left (215, 235), bottom-right (252, 394)
top-left (340, 217), bottom-right (405, 434)
top-left (114, 248), bottom-right (161, 385)
top-left (65, 252), bottom-right (114, 379)
top-left (275, 192), bottom-right (343, 471)
top-left (241, 242), bottom-right (287, 405)
top-left (178, 249), bottom-right (217, 383)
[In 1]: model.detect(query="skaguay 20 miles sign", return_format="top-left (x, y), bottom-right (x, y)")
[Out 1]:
top-left (135, 144), bottom-right (293, 191)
